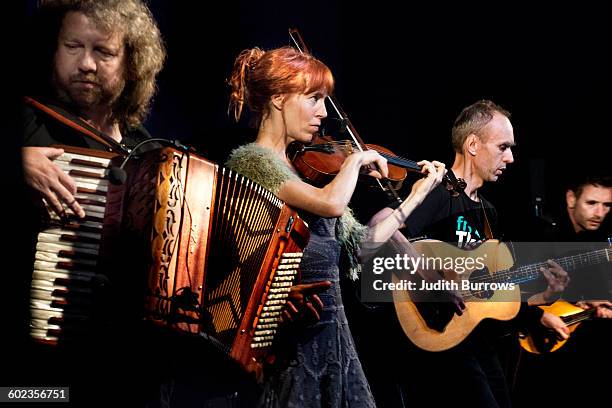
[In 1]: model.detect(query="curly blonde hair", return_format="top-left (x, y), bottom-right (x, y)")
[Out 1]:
top-left (39, 0), bottom-right (166, 128)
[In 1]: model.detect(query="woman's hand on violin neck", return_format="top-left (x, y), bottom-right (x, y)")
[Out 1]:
top-left (410, 160), bottom-right (447, 200)
top-left (342, 149), bottom-right (389, 179)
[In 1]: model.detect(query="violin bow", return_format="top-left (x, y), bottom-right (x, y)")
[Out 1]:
top-left (288, 28), bottom-right (402, 204)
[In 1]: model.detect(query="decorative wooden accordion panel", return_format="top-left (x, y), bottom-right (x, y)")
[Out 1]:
top-left (121, 147), bottom-right (309, 381)
top-left (29, 146), bottom-right (122, 345)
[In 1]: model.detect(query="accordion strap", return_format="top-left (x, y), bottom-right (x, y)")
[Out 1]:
top-left (24, 96), bottom-right (130, 156)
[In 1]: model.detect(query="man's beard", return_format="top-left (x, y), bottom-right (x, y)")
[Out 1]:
top-left (52, 70), bottom-right (126, 117)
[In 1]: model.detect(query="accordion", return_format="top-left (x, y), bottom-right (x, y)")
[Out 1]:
top-left (128, 147), bottom-right (309, 381)
top-left (29, 145), bottom-right (309, 381)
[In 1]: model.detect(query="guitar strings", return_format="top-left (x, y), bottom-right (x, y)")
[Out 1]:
top-left (455, 249), bottom-right (609, 299)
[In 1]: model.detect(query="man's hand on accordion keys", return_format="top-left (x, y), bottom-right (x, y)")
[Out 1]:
top-left (22, 147), bottom-right (86, 218)
top-left (282, 281), bottom-right (332, 325)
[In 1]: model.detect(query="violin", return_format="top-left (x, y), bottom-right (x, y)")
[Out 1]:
top-left (287, 29), bottom-right (465, 201)
top-left (287, 134), bottom-right (465, 195)
top-left (286, 134), bottom-right (412, 189)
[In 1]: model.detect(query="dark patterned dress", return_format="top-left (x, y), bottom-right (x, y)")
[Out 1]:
top-left (227, 144), bottom-right (376, 408)
top-left (260, 216), bottom-right (375, 408)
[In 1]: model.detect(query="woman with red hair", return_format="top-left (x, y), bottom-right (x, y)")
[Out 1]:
top-left (227, 46), bottom-right (445, 407)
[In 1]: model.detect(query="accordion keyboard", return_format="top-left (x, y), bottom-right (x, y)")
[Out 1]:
top-left (30, 150), bottom-right (114, 345)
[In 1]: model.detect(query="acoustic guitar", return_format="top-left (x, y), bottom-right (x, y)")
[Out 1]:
top-left (392, 239), bottom-right (610, 352)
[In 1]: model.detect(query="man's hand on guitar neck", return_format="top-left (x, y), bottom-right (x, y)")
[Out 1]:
top-left (529, 260), bottom-right (570, 305)
top-left (22, 147), bottom-right (85, 218)
top-left (541, 312), bottom-right (570, 340)
top-left (576, 300), bottom-right (612, 319)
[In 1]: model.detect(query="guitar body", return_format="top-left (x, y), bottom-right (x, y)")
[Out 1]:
top-left (519, 301), bottom-right (585, 354)
top-left (393, 239), bottom-right (521, 352)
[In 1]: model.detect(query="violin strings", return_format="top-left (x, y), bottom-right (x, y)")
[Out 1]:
top-left (319, 140), bottom-right (422, 169)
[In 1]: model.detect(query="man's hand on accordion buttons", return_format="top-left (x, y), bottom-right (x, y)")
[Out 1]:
top-left (22, 147), bottom-right (85, 218)
top-left (282, 281), bottom-right (332, 325)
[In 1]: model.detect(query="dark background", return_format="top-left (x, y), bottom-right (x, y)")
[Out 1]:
top-left (143, 0), bottom-right (611, 237)
top-left (138, 4), bottom-right (612, 405)
top-left (20, 0), bottom-right (612, 234)
top-left (10, 1), bottom-right (611, 406)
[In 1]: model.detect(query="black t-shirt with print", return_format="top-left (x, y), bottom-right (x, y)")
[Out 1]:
top-left (402, 177), bottom-right (498, 247)
top-left (395, 170), bottom-right (543, 331)
top-left (379, 172), bottom-right (540, 408)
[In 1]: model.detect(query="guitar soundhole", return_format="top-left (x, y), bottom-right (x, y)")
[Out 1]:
top-left (535, 329), bottom-right (558, 353)
top-left (468, 267), bottom-right (494, 299)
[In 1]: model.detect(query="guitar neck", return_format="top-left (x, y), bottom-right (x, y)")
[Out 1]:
top-left (561, 307), bottom-right (597, 326)
top-left (501, 247), bottom-right (611, 285)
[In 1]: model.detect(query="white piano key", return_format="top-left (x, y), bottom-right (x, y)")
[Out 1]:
top-left (74, 178), bottom-right (109, 192)
top-left (56, 152), bottom-right (112, 167)
top-left (40, 229), bottom-right (101, 241)
top-left (30, 308), bottom-right (63, 321)
top-left (74, 191), bottom-right (107, 205)
top-left (33, 268), bottom-right (96, 282)
top-left (55, 161), bottom-right (109, 177)
top-left (36, 241), bottom-right (99, 256)
top-left (30, 288), bottom-right (64, 302)
top-left (29, 328), bottom-right (59, 342)
top-left (30, 298), bottom-right (64, 312)
top-left (30, 318), bottom-right (61, 330)
top-left (35, 253), bottom-right (97, 267)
